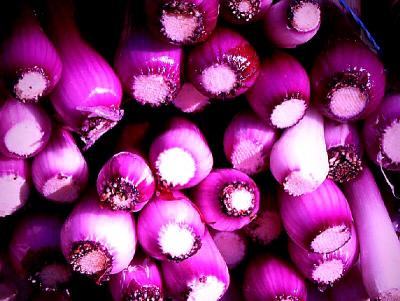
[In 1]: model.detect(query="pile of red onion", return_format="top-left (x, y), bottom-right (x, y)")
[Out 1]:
top-left (1, 0), bottom-right (400, 300)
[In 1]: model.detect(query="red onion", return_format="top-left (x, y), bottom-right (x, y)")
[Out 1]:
top-left (0, 281), bottom-right (17, 301)
top-left (32, 127), bottom-right (89, 203)
top-left (363, 94), bottom-right (400, 170)
top-left (324, 120), bottom-right (363, 182)
top-left (96, 151), bottom-right (155, 212)
top-left (263, 0), bottom-right (321, 48)
top-left (61, 193), bottom-right (136, 283)
top-left (193, 168), bottom-right (260, 231)
top-left (173, 83), bottom-right (210, 113)
top-left (243, 254), bottom-right (307, 301)
top-left (161, 232), bottom-right (230, 301)
top-left (0, 155), bottom-right (30, 217)
top-left (246, 51), bottom-right (310, 129)
top-left (211, 230), bottom-right (248, 269)
top-left (0, 98), bottom-right (52, 159)
top-left (187, 27), bottom-right (260, 99)
top-left (114, 28), bottom-right (183, 107)
top-left (270, 108), bottom-right (329, 196)
top-left (9, 215), bottom-right (72, 292)
top-left (280, 179), bottom-right (353, 254)
top-left (223, 111), bottom-right (278, 175)
top-left (137, 191), bottom-right (205, 262)
top-left (145, 0), bottom-right (219, 45)
top-left (220, 0), bottom-right (272, 24)
top-left (149, 117), bottom-right (213, 190)
top-left (109, 254), bottom-right (163, 301)
top-left (0, 5), bottom-right (62, 103)
top-left (343, 167), bottom-right (400, 300)
top-left (311, 40), bottom-right (385, 122)
top-left (46, 0), bottom-right (123, 150)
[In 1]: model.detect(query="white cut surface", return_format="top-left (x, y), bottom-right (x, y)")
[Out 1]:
top-left (230, 188), bottom-right (254, 212)
top-left (158, 223), bottom-right (195, 258)
top-left (238, 1), bottom-right (251, 13)
top-left (201, 64), bottom-right (236, 95)
top-left (156, 147), bottom-right (196, 186)
top-left (329, 86), bottom-right (366, 119)
top-left (78, 250), bottom-right (109, 274)
top-left (284, 170), bottom-right (320, 196)
top-left (4, 121), bottom-right (44, 156)
top-left (382, 121), bottom-right (400, 163)
top-left (292, 2), bottom-right (321, 32)
top-left (132, 75), bottom-right (170, 105)
top-left (312, 259), bottom-right (344, 284)
top-left (14, 70), bottom-right (47, 100)
top-left (270, 99), bottom-right (306, 129)
top-left (42, 175), bottom-right (79, 202)
top-left (161, 12), bottom-right (198, 43)
top-left (0, 174), bottom-right (29, 217)
top-left (231, 140), bottom-right (264, 175)
top-left (311, 225), bottom-right (351, 253)
top-left (187, 275), bottom-right (225, 301)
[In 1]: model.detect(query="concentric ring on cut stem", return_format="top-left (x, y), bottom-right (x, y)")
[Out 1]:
top-left (186, 276), bottom-right (226, 301)
top-left (14, 69), bottom-right (48, 102)
top-left (382, 121), bottom-right (400, 164)
top-left (270, 98), bottom-right (307, 129)
top-left (220, 181), bottom-right (255, 217)
top-left (311, 225), bottom-right (351, 254)
top-left (201, 64), bottom-right (237, 96)
top-left (132, 75), bottom-right (171, 106)
top-left (289, 0), bottom-right (321, 33)
top-left (312, 258), bottom-right (344, 285)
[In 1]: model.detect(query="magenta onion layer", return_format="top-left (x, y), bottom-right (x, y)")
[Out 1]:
top-left (193, 168), bottom-right (260, 231)
top-left (114, 28), bottom-right (183, 107)
top-left (311, 40), bottom-right (385, 122)
top-left (0, 98), bottom-right (52, 159)
top-left (96, 151), bottom-right (155, 212)
top-left (149, 117), bottom-right (213, 190)
top-left (109, 254), bottom-right (163, 301)
top-left (61, 193), bottom-right (136, 282)
top-left (211, 230), bottom-right (248, 269)
top-left (32, 127), bottom-right (89, 203)
top-left (223, 111), bottom-right (278, 175)
top-left (161, 232), bottom-right (230, 301)
top-left (324, 120), bottom-right (363, 182)
top-left (187, 27), bottom-right (260, 99)
top-left (280, 179), bottom-right (353, 254)
top-left (9, 214), bottom-right (72, 291)
top-left (47, 0), bottom-right (123, 150)
top-left (263, 0), bottom-right (321, 48)
top-left (137, 191), bottom-right (205, 262)
top-left (173, 82), bottom-right (210, 113)
top-left (363, 94), bottom-right (400, 170)
top-left (0, 5), bottom-right (62, 103)
top-left (246, 51), bottom-right (310, 129)
top-left (221, 0), bottom-right (272, 24)
top-left (243, 254), bottom-right (307, 301)
top-left (343, 167), bottom-right (400, 300)
top-left (288, 226), bottom-right (358, 286)
top-left (270, 108), bottom-right (329, 196)
top-left (145, 0), bottom-right (219, 45)
top-left (0, 155), bottom-right (30, 217)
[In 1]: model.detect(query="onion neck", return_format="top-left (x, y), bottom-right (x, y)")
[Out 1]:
top-left (100, 176), bottom-right (139, 211)
top-left (226, 0), bottom-right (261, 22)
top-left (124, 285), bottom-right (162, 301)
top-left (220, 181), bottom-right (255, 217)
top-left (12, 67), bottom-right (49, 103)
top-left (328, 145), bottom-right (363, 182)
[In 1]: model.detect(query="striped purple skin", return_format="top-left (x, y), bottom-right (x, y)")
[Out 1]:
top-left (246, 51), bottom-right (310, 129)
top-left (46, 0), bottom-right (123, 150)
top-left (311, 40), bottom-right (385, 122)
top-left (243, 255), bottom-right (307, 301)
top-left (221, 0), bottom-right (272, 24)
top-left (288, 226), bottom-right (358, 286)
top-left (363, 94), bottom-right (400, 170)
top-left (279, 179), bottom-right (353, 254)
top-left (0, 5), bottom-right (62, 103)
top-left (330, 264), bottom-right (369, 301)
top-left (114, 28), bottom-right (183, 107)
top-left (145, 0), bottom-right (219, 45)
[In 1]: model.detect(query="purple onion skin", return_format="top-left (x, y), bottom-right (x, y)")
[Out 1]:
top-left (137, 191), bottom-right (206, 262)
top-left (172, 82), bottom-right (210, 113)
top-left (0, 155), bottom-right (30, 217)
top-left (161, 232), bottom-right (230, 301)
top-left (187, 27), bottom-right (260, 99)
top-left (263, 0), bottom-right (321, 48)
top-left (221, 0), bottom-right (272, 24)
top-left (193, 168), bottom-right (260, 231)
top-left (246, 51), bottom-right (310, 129)
top-left (288, 227), bottom-right (358, 286)
top-left (311, 40), bottom-right (385, 122)
top-left (0, 98), bottom-right (52, 159)
top-left (330, 264), bottom-right (369, 301)
top-left (109, 254), bottom-right (163, 301)
top-left (363, 94), bottom-right (400, 170)
top-left (61, 193), bottom-right (136, 280)
top-left (343, 167), bottom-right (400, 300)
top-left (46, 0), bottom-right (123, 150)
top-left (223, 111), bottom-right (278, 175)
top-left (149, 117), bottom-right (213, 190)
top-left (96, 151), bottom-right (155, 212)
top-left (243, 254), bottom-right (307, 301)
top-left (114, 28), bottom-right (183, 107)
top-left (0, 6), bottom-right (62, 103)
top-left (324, 120), bottom-right (363, 182)
top-left (32, 127), bottom-right (89, 204)
top-left (279, 179), bottom-right (353, 254)
top-left (145, 0), bottom-right (219, 45)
